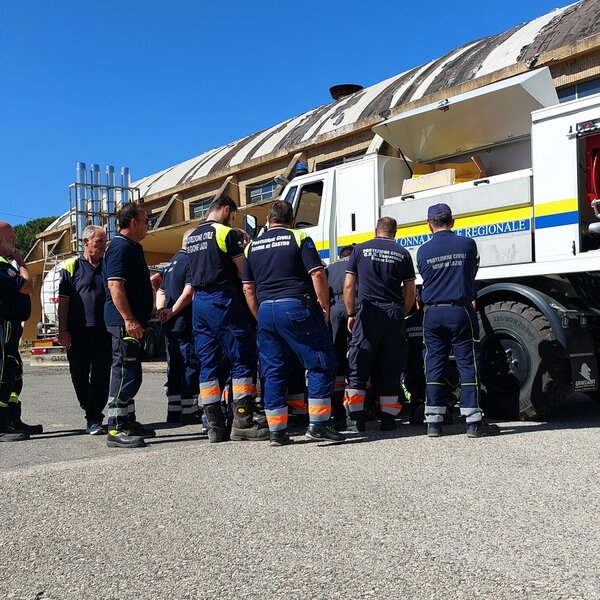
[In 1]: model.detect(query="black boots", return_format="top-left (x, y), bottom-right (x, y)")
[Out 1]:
top-left (230, 397), bottom-right (269, 441)
top-left (467, 419), bottom-right (501, 438)
top-left (204, 402), bottom-right (229, 443)
top-left (8, 402), bottom-right (43, 434)
top-left (0, 406), bottom-right (28, 442)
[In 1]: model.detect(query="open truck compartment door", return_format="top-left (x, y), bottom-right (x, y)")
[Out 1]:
top-left (373, 67), bottom-right (559, 163)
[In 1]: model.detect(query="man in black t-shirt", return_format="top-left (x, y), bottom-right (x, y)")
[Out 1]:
top-left (103, 203), bottom-right (155, 448)
top-left (187, 196), bottom-right (268, 443)
top-left (58, 225), bottom-right (111, 435)
top-left (156, 229), bottom-right (202, 426)
top-left (344, 216), bottom-right (416, 431)
top-left (0, 221), bottom-right (39, 441)
top-left (243, 200), bottom-right (343, 446)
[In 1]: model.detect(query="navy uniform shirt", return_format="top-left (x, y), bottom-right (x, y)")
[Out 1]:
top-left (159, 250), bottom-right (192, 334)
top-left (326, 257), bottom-right (350, 299)
top-left (242, 226), bottom-right (323, 304)
top-left (416, 230), bottom-right (479, 305)
top-left (0, 257), bottom-right (31, 322)
top-left (58, 256), bottom-right (105, 330)
top-left (186, 221), bottom-right (244, 289)
top-left (346, 237), bottom-right (415, 305)
top-left (103, 234), bottom-right (153, 326)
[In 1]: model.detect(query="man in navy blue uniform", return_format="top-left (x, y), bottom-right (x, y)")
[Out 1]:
top-left (156, 229), bottom-right (202, 426)
top-left (242, 200), bottom-right (343, 446)
top-left (58, 225), bottom-right (111, 435)
top-left (187, 195), bottom-right (268, 443)
top-left (417, 203), bottom-right (499, 438)
top-left (326, 245), bottom-right (354, 430)
top-left (104, 203), bottom-right (155, 448)
top-left (343, 216), bottom-right (416, 431)
top-left (0, 221), bottom-right (40, 441)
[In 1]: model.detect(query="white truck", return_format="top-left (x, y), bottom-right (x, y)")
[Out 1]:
top-left (270, 67), bottom-right (600, 420)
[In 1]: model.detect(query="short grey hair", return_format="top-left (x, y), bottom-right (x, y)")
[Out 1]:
top-left (82, 225), bottom-right (106, 241)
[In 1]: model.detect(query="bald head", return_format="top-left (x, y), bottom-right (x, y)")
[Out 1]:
top-left (0, 221), bottom-right (16, 255)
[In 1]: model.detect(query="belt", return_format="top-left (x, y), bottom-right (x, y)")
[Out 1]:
top-left (425, 300), bottom-right (471, 307)
top-left (262, 297), bottom-right (305, 303)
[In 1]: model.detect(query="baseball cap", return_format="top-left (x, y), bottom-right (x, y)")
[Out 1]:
top-left (427, 203), bottom-right (452, 221)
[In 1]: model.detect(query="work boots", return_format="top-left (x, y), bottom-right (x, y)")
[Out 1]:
top-left (8, 402), bottom-right (43, 434)
top-left (0, 406), bottom-right (29, 442)
top-left (204, 402), bottom-right (229, 443)
top-left (230, 397), bottom-right (269, 441)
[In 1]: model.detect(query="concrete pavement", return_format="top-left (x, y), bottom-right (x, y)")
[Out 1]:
top-left (1, 365), bottom-right (600, 599)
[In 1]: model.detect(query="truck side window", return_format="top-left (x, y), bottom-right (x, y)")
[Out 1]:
top-left (294, 181), bottom-right (323, 229)
top-left (283, 185), bottom-right (298, 204)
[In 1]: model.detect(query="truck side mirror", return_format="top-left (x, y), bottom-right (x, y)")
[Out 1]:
top-left (244, 214), bottom-right (258, 240)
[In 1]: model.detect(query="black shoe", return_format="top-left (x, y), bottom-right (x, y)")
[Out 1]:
top-left (8, 403), bottom-right (43, 434)
top-left (380, 413), bottom-right (396, 431)
top-left (230, 398), bottom-right (269, 441)
top-left (269, 430), bottom-right (294, 446)
top-left (427, 423), bottom-right (442, 438)
top-left (0, 429), bottom-right (29, 442)
top-left (129, 421), bottom-right (156, 439)
top-left (349, 410), bottom-right (366, 432)
top-left (467, 420), bottom-right (500, 438)
top-left (305, 423), bottom-right (345, 442)
top-left (204, 403), bottom-right (229, 443)
top-left (106, 430), bottom-right (146, 448)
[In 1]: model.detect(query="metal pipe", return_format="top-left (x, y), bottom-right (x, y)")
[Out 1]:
top-left (106, 165), bottom-right (116, 240)
top-left (75, 162), bottom-right (87, 252)
top-left (121, 167), bottom-right (131, 206)
top-left (90, 164), bottom-right (100, 225)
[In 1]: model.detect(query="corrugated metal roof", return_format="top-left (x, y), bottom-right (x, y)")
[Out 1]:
top-left (134, 0), bottom-right (598, 199)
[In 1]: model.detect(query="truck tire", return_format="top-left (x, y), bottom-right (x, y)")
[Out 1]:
top-left (144, 328), bottom-right (157, 360)
top-left (478, 301), bottom-right (570, 420)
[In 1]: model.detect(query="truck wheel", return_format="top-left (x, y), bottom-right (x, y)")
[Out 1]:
top-left (478, 301), bottom-right (570, 420)
top-left (144, 329), bottom-right (157, 360)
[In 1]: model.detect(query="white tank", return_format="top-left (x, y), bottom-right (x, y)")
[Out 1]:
top-left (41, 265), bottom-right (62, 325)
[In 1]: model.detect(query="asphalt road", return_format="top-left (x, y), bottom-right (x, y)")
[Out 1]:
top-left (1, 364), bottom-right (600, 600)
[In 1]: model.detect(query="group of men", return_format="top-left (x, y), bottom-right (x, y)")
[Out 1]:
top-left (0, 196), bottom-right (499, 446)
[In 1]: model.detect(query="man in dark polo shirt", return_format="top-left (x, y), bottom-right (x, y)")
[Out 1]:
top-left (343, 216), bottom-right (416, 432)
top-left (103, 203), bottom-right (154, 448)
top-left (0, 221), bottom-right (39, 442)
top-left (417, 202), bottom-right (499, 438)
top-left (156, 228), bottom-right (201, 426)
top-left (58, 225), bottom-right (111, 434)
top-left (187, 195), bottom-right (268, 443)
top-left (242, 200), bottom-right (343, 446)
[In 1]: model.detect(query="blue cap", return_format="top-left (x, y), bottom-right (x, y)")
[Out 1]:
top-left (427, 203), bottom-right (452, 220)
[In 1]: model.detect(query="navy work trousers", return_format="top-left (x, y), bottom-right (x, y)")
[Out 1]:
top-left (422, 304), bottom-right (482, 424)
top-left (165, 329), bottom-right (200, 418)
top-left (0, 320), bottom-right (22, 406)
top-left (346, 302), bottom-right (406, 416)
top-left (193, 287), bottom-right (256, 407)
top-left (258, 298), bottom-right (336, 431)
top-left (107, 325), bottom-right (143, 432)
top-left (67, 326), bottom-right (112, 425)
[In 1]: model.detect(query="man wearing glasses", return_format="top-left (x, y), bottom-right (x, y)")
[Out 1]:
top-left (103, 203), bottom-right (155, 448)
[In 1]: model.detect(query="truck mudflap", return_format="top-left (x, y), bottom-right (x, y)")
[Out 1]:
top-left (569, 351), bottom-right (598, 393)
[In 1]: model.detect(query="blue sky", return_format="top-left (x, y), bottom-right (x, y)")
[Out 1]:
top-left (0, 0), bottom-right (568, 224)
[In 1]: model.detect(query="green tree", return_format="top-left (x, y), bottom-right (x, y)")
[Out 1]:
top-left (14, 216), bottom-right (59, 255)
